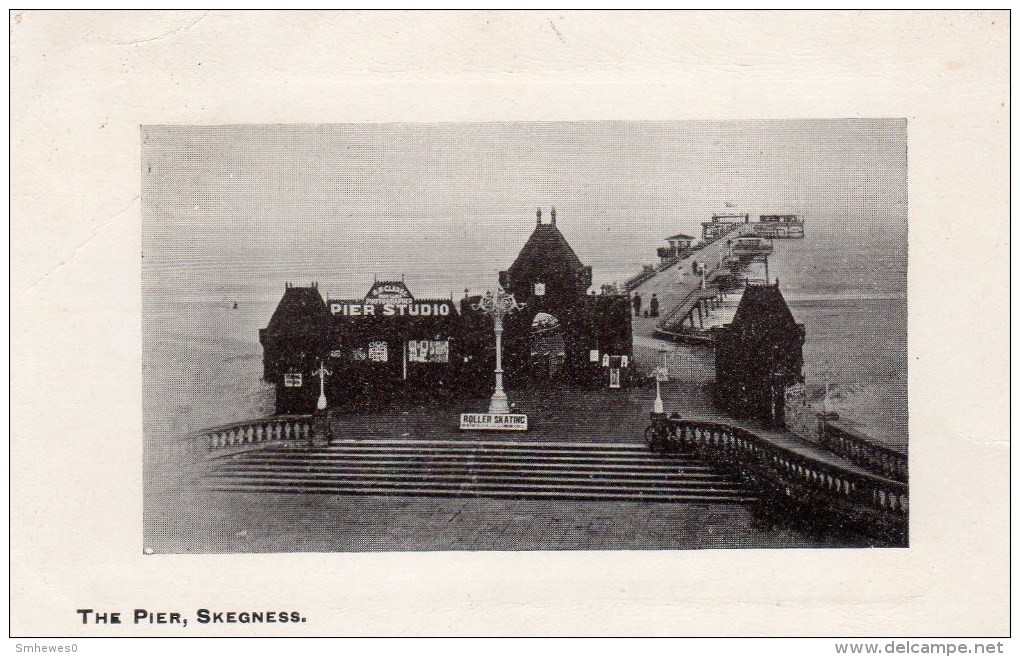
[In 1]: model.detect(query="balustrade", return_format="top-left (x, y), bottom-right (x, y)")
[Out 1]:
top-left (186, 415), bottom-right (314, 456)
top-left (663, 418), bottom-right (909, 524)
top-left (822, 423), bottom-right (908, 482)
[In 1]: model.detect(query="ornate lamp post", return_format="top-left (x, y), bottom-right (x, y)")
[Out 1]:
top-left (474, 286), bottom-right (525, 414)
top-left (313, 359), bottom-right (331, 411)
top-left (310, 359), bottom-right (333, 447)
top-left (653, 365), bottom-right (668, 414)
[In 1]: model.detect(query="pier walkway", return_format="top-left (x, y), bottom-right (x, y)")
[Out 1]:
top-left (629, 231), bottom-right (741, 342)
top-left (625, 234), bottom-right (899, 483)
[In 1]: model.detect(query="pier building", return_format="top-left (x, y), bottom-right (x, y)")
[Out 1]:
top-left (260, 208), bottom-right (634, 413)
top-left (657, 233), bottom-right (696, 265)
top-left (752, 214), bottom-right (804, 238)
top-left (713, 281), bottom-right (805, 427)
top-left (499, 207), bottom-right (633, 389)
top-left (261, 280), bottom-right (470, 414)
top-left (702, 212), bottom-right (749, 240)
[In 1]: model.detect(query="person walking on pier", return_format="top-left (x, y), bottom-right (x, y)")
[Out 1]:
top-left (650, 293), bottom-right (660, 317)
top-left (632, 292), bottom-right (642, 317)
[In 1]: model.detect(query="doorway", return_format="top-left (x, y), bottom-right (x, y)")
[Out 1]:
top-left (529, 312), bottom-right (566, 383)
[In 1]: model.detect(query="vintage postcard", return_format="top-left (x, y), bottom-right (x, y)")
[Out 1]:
top-left (10, 10), bottom-right (1009, 638)
top-left (142, 119), bottom-right (908, 555)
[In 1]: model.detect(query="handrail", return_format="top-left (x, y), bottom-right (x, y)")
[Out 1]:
top-left (183, 414), bottom-right (314, 456)
top-left (655, 416), bottom-right (908, 544)
top-left (622, 268), bottom-right (658, 292)
top-left (655, 287), bottom-right (704, 331)
top-left (822, 421), bottom-right (908, 483)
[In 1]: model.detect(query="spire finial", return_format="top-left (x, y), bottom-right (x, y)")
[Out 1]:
top-left (550, 206), bottom-right (557, 225)
top-left (536, 208), bottom-right (542, 225)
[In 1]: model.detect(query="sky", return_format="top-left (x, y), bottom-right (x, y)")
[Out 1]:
top-left (142, 119), bottom-right (907, 297)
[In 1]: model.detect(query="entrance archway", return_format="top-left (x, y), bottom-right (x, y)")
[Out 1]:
top-left (529, 312), bottom-right (566, 383)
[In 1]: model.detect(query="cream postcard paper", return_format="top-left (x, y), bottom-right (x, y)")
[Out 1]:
top-left (9, 11), bottom-right (1009, 636)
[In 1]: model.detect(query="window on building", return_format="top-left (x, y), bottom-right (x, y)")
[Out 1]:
top-left (284, 372), bottom-right (302, 387)
top-left (368, 341), bottom-right (388, 362)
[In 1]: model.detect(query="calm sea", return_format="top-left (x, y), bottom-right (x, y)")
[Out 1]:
top-left (143, 212), bottom-right (907, 447)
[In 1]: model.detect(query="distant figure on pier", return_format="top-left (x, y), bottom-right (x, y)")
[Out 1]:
top-left (632, 293), bottom-right (642, 317)
top-left (650, 294), bottom-right (659, 317)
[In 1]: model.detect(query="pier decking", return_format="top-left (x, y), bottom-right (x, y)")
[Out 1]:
top-left (629, 228), bottom-right (744, 342)
top-left (626, 230), bottom-right (906, 483)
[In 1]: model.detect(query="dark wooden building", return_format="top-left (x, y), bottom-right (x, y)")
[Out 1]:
top-left (259, 282), bottom-right (333, 414)
top-left (260, 208), bottom-right (635, 414)
top-left (499, 207), bottom-right (633, 389)
top-left (325, 281), bottom-right (466, 408)
top-left (713, 282), bottom-right (805, 427)
top-left (261, 280), bottom-right (478, 414)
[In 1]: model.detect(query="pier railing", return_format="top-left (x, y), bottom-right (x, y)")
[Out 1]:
top-left (655, 287), bottom-right (703, 331)
top-left (652, 416), bottom-right (908, 544)
top-left (184, 414), bottom-right (314, 458)
top-left (821, 420), bottom-right (908, 483)
top-left (623, 255), bottom-right (688, 292)
top-left (654, 286), bottom-right (721, 335)
top-left (622, 267), bottom-right (658, 292)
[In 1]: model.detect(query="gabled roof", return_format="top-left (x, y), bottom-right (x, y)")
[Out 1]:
top-left (264, 285), bottom-right (330, 334)
top-left (731, 283), bottom-right (799, 334)
top-left (505, 223), bottom-right (586, 280)
top-left (666, 233), bottom-right (695, 241)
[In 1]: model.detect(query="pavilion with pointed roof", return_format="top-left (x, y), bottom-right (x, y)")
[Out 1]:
top-left (713, 281), bottom-right (805, 427)
top-left (499, 206), bottom-right (592, 303)
top-left (497, 208), bottom-right (630, 389)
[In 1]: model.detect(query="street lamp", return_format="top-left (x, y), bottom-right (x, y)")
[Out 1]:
top-left (653, 365), bottom-right (668, 414)
top-left (310, 359), bottom-right (333, 447)
top-left (313, 359), bottom-right (331, 411)
top-left (474, 285), bottom-right (525, 414)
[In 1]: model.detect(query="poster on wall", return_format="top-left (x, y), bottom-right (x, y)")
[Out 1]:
top-left (410, 338), bottom-right (450, 365)
top-left (409, 340), bottom-right (450, 363)
top-left (367, 341), bottom-right (388, 362)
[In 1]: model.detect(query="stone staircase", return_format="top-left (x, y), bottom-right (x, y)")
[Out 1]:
top-left (203, 438), bottom-right (756, 504)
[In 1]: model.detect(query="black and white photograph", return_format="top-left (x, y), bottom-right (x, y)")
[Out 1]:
top-left (143, 119), bottom-right (909, 553)
top-left (10, 10), bottom-right (1008, 641)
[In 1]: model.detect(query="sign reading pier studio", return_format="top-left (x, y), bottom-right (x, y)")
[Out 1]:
top-left (459, 413), bottom-right (529, 431)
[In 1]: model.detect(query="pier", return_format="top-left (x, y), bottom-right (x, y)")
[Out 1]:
top-left (178, 208), bottom-right (907, 549)
top-left (622, 224), bottom-right (906, 543)
top-left (626, 225), bottom-right (752, 343)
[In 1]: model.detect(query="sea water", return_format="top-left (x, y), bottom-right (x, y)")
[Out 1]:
top-left (143, 210), bottom-right (907, 449)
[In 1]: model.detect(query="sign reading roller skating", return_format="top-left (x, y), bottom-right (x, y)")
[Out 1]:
top-left (459, 413), bottom-right (529, 431)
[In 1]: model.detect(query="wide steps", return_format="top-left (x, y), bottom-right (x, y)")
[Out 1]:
top-left (203, 438), bottom-right (756, 504)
